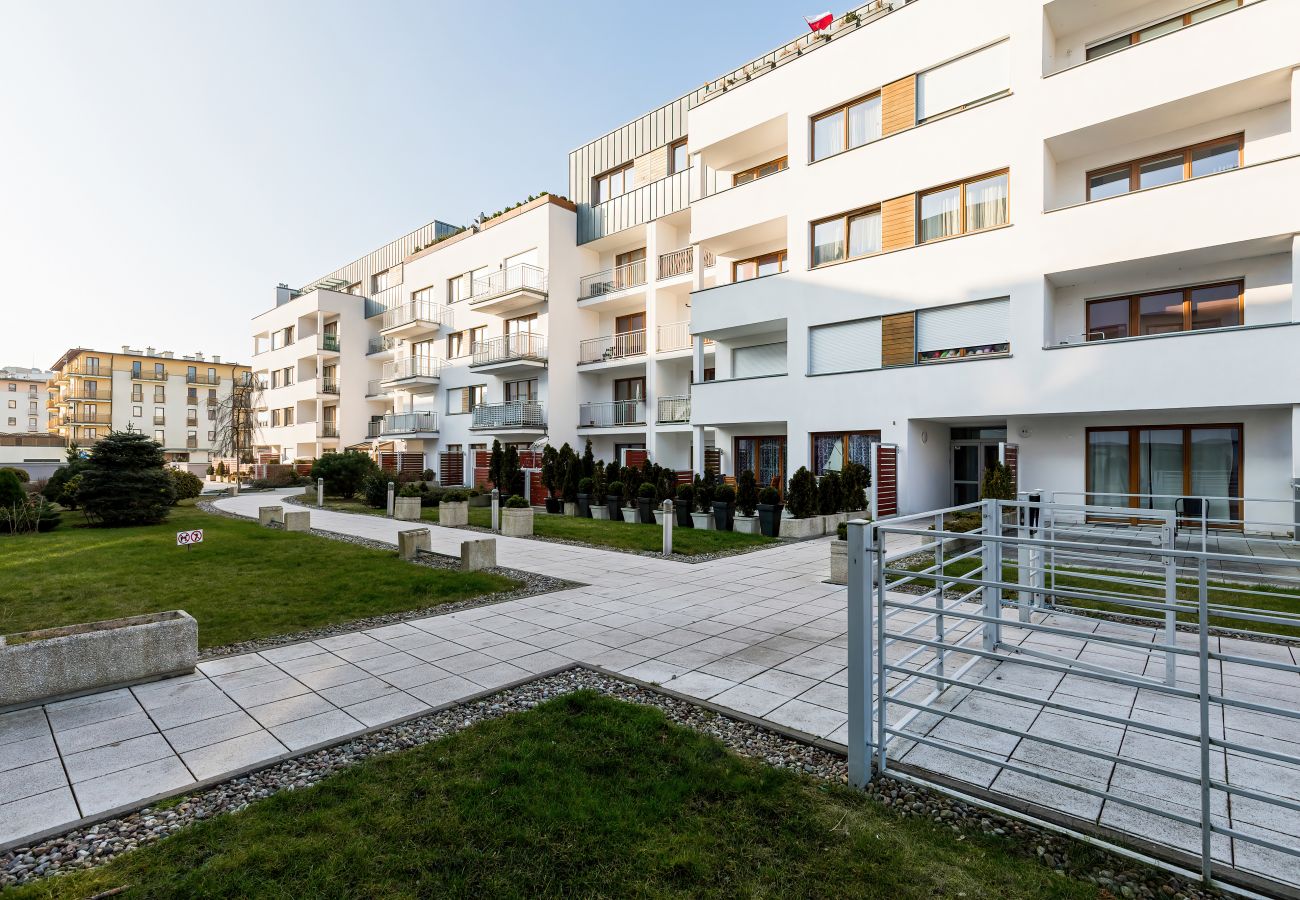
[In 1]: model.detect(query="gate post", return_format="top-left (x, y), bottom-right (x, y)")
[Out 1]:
top-left (1161, 512), bottom-right (1178, 687)
top-left (846, 518), bottom-right (875, 788)
top-left (981, 499), bottom-right (1002, 651)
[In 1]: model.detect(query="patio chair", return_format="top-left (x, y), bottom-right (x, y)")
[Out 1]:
top-left (1173, 497), bottom-right (1206, 537)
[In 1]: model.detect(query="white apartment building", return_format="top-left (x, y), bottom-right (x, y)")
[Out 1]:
top-left (0, 366), bottom-right (52, 434)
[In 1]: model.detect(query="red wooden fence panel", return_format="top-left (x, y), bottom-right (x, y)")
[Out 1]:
top-left (874, 445), bottom-right (899, 517)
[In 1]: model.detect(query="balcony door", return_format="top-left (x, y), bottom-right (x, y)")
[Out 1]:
top-left (735, 436), bottom-right (787, 493)
top-left (614, 312), bottom-right (645, 357)
top-left (613, 248), bottom-right (646, 289)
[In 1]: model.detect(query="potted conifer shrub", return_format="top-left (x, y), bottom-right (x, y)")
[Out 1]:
top-left (757, 486), bottom-right (783, 537)
top-left (690, 475), bottom-right (715, 531)
top-left (712, 484), bottom-right (736, 532)
top-left (501, 494), bottom-right (534, 536)
top-left (734, 470), bottom-right (760, 534)
top-left (540, 446), bottom-right (561, 514)
top-left (782, 467), bottom-right (822, 539)
top-left (606, 481), bottom-right (624, 521)
top-left (675, 483), bottom-right (695, 528)
top-left (818, 469), bottom-right (848, 533)
top-left (636, 482), bottom-right (657, 524)
top-left (577, 477), bottom-right (594, 518)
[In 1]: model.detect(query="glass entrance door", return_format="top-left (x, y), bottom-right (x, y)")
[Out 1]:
top-left (952, 442), bottom-right (1000, 504)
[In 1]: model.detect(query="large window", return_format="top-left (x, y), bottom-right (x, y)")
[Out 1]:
top-left (916, 40), bottom-right (1011, 122)
top-left (1086, 280), bottom-right (1243, 341)
top-left (1085, 0), bottom-right (1242, 61)
top-left (735, 437), bottom-right (787, 493)
top-left (447, 326), bottom-right (486, 358)
top-left (593, 162), bottom-right (634, 204)
top-left (811, 207), bottom-right (881, 266)
top-left (812, 94), bottom-right (882, 162)
top-left (1086, 424), bottom-right (1243, 523)
top-left (447, 272), bottom-right (473, 304)
top-left (1086, 134), bottom-right (1242, 201)
top-left (447, 385), bottom-right (485, 414)
top-left (732, 156), bottom-right (788, 187)
top-left (919, 171), bottom-right (1009, 243)
top-left (812, 431), bottom-right (879, 476)
top-left (504, 379), bottom-right (538, 402)
top-left (916, 298), bottom-right (1010, 363)
top-left (733, 250), bottom-right (787, 282)
top-left (669, 139), bottom-right (688, 175)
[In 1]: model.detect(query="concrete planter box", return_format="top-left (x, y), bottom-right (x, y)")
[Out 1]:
top-left (823, 512), bottom-right (849, 532)
top-left (590, 505), bottom-right (610, 520)
top-left (1, 611), bottom-right (198, 709)
top-left (468, 494), bottom-right (492, 507)
top-left (653, 509), bottom-right (669, 527)
top-left (781, 516), bottom-right (824, 540)
top-left (690, 511), bottom-right (715, 531)
top-left (563, 502), bottom-right (577, 517)
top-left (501, 507), bottom-right (534, 536)
top-left (394, 497), bottom-right (422, 521)
top-left (439, 500), bottom-right (469, 527)
top-left (830, 539), bottom-right (848, 584)
top-left (734, 514), bottom-right (760, 535)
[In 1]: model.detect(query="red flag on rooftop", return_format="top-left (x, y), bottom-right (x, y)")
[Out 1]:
top-left (805, 11), bottom-right (834, 31)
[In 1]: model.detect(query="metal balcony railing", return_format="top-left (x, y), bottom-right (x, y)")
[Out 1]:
top-left (319, 378), bottom-right (340, 394)
top-left (380, 299), bottom-right (453, 332)
top-left (471, 333), bottom-right (547, 367)
top-left (366, 284), bottom-right (403, 319)
top-left (319, 334), bottom-right (341, 352)
top-left (319, 424), bottom-right (339, 438)
top-left (656, 321), bottom-right (691, 352)
top-left (579, 329), bottom-right (646, 364)
top-left (365, 379), bottom-right (385, 397)
top-left (186, 437), bottom-right (199, 449)
top-left (579, 259), bottom-right (647, 300)
top-left (153, 416), bottom-right (166, 425)
top-left (62, 391), bottom-right (109, 401)
top-left (367, 335), bottom-right (395, 355)
top-left (65, 413), bottom-right (113, 426)
top-left (382, 357), bottom-right (443, 382)
top-left (656, 246), bottom-right (717, 279)
top-left (132, 371), bottom-right (168, 382)
top-left (656, 395), bottom-right (691, 424)
top-left (579, 399), bottom-right (645, 428)
top-left (471, 400), bottom-right (544, 430)
top-left (470, 264), bottom-right (547, 303)
top-left (372, 412), bottom-right (438, 436)
top-left (68, 362), bottom-right (107, 376)
top-left (186, 417), bottom-right (198, 427)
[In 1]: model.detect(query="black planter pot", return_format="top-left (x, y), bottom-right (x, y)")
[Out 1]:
top-left (606, 494), bottom-right (624, 522)
top-left (674, 500), bottom-right (694, 528)
top-left (711, 500), bottom-right (734, 532)
top-left (576, 493), bottom-right (591, 518)
top-left (757, 502), bottom-right (783, 537)
top-left (637, 497), bottom-right (655, 524)
top-left (545, 497), bottom-right (561, 514)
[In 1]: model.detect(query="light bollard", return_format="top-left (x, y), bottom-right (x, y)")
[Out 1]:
top-left (662, 499), bottom-right (673, 556)
top-left (316, 477), bottom-right (324, 508)
top-left (491, 488), bottom-right (500, 533)
top-left (387, 481), bottom-right (395, 517)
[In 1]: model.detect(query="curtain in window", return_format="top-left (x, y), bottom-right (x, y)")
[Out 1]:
top-left (813, 110), bottom-right (845, 161)
top-left (847, 433), bottom-right (874, 470)
top-left (965, 174), bottom-right (1008, 231)
top-left (848, 212), bottom-right (881, 257)
top-left (812, 219), bottom-right (845, 266)
top-left (814, 435), bottom-right (839, 474)
top-left (847, 97), bottom-right (881, 149)
top-left (1190, 427), bottom-right (1240, 521)
top-left (920, 187), bottom-right (960, 242)
top-left (1137, 430), bottom-right (1183, 511)
top-left (1087, 431), bottom-right (1130, 507)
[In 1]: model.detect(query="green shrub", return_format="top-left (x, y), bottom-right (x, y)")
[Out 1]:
top-left (422, 468), bottom-right (435, 481)
top-left (215, 461), bottom-right (227, 477)
top-left (362, 473), bottom-right (390, 509)
top-left (311, 451), bottom-right (380, 499)
top-left (44, 455), bottom-right (89, 508)
top-left (505, 494), bottom-right (529, 509)
top-left (581, 439), bottom-right (595, 479)
top-left (77, 431), bottom-right (176, 527)
top-left (0, 470), bottom-right (25, 507)
top-left (562, 454), bottom-right (580, 503)
top-left (785, 467), bottom-right (817, 519)
top-left (167, 468), bottom-right (204, 502)
top-left (841, 461), bottom-right (870, 512)
top-left (619, 467), bottom-right (638, 505)
top-left (637, 482), bottom-right (657, 500)
top-left (837, 521), bottom-right (848, 541)
top-left (607, 480), bottom-right (624, 499)
top-left (715, 484), bottom-right (736, 505)
top-left (502, 446), bottom-right (524, 497)
top-left (578, 477), bottom-right (594, 495)
top-left (736, 470), bottom-right (758, 516)
top-left (206, 464), bottom-right (215, 476)
top-left (541, 445), bottom-right (560, 497)
top-left (980, 462), bottom-right (1015, 501)
top-left (488, 440), bottom-right (505, 492)
top-left (442, 490), bottom-right (469, 503)
top-left (758, 486), bottom-right (780, 506)
top-left (817, 470), bottom-right (843, 516)
top-left (675, 483), bottom-right (694, 508)
top-left (398, 483), bottom-right (427, 498)
top-left (0, 495), bottom-right (61, 534)
top-left (693, 472), bottom-right (716, 514)
top-left (0, 466), bottom-right (30, 484)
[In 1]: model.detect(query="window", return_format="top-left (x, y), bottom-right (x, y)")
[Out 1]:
top-left (593, 162), bottom-right (634, 204)
top-left (919, 171), bottom-right (1009, 242)
top-left (1086, 134), bottom-right (1242, 201)
top-left (131, 361), bottom-right (142, 378)
top-left (187, 407), bottom-right (198, 426)
top-left (133, 405), bottom-right (143, 417)
top-left (412, 285), bottom-right (436, 306)
top-left (812, 94), bottom-right (882, 161)
top-left (283, 407), bottom-right (294, 426)
top-left (187, 388), bottom-right (197, 403)
top-left (916, 40), bottom-right (1010, 122)
top-left (504, 379), bottom-right (538, 403)
top-left (5, 383), bottom-right (12, 392)
top-left (345, 282), bottom-right (362, 295)
top-left (132, 386), bottom-right (143, 402)
top-left (733, 251), bottom-right (788, 282)
top-left (27, 417), bottom-right (36, 432)
top-left (812, 431), bottom-right (880, 476)
top-left (153, 429), bottom-right (163, 443)
top-left (5, 417), bottom-right (13, 426)
top-left (208, 368), bottom-right (216, 383)
top-left (1085, 0), bottom-right (1242, 60)
top-left (613, 377), bottom-right (645, 402)
top-left (809, 318), bottom-right (883, 374)
top-left (734, 436), bottom-right (787, 493)
top-left (732, 342), bottom-right (787, 378)
top-left (154, 406), bottom-right (165, 424)
top-left (447, 385), bottom-right (485, 414)
top-left (208, 431), bottom-right (216, 441)
top-left (732, 156), bottom-right (788, 187)
top-left (1086, 280), bottom-right (1243, 341)
top-left (916, 298), bottom-right (1011, 362)
top-left (5, 400), bottom-right (12, 409)
top-left (811, 208), bottom-right (881, 266)
top-left (28, 384), bottom-right (36, 394)
top-left (186, 365), bottom-right (197, 383)
top-left (447, 326), bottom-right (486, 358)
top-left (154, 362), bottom-right (165, 378)
top-left (1087, 424), bottom-right (1243, 523)
top-left (669, 139), bottom-right (689, 175)
top-left (372, 269), bottom-right (390, 293)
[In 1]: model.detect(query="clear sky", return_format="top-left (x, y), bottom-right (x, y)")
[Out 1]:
top-left (1, 0), bottom-right (813, 370)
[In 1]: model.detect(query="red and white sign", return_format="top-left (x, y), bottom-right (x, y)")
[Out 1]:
top-left (805, 10), bottom-right (834, 31)
top-left (176, 529), bottom-right (204, 547)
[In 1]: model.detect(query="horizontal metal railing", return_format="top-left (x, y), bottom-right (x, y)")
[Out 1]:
top-left (371, 412), bottom-right (438, 436)
top-left (656, 395), bottom-right (690, 423)
top-left (319, 378), bottom-right (339, 394)
top-left (60, 391), bottom-right (109, 401)
top-left (579, 259), bottom-right (646, 300)
top-left (185, 374), bottom-right (218, 384)
top-left (578, 329), bottom-right (646, 364)
top-left (1045, 489), bottom-right (1292, 539)
top-left (62, 413), bottom-right (112, 425)
top-left (153, 416), bottom-right (166, 425)
top-left (380, 299), bottom-right (454, 332)
top-left (579, 399), bottom-right (644, 428)
top-left (471, 333), bottom-right (547, 367)
top-left (185, 439), bottom-right (198, 449)
top-left (131, 371), bottom-right (168, 382)
top-left (470, 264), bottom-right (547, 303)
top-left (471, 400), bottom-right (544, 430)
top-left (381, 357), bottom-right (443, 382)
top-left (318, 424), bottom-right (339, 438)
top-left (656, 246), bottom-right (716, 280)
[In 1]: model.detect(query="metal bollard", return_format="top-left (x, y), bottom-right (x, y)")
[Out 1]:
top-left (662, 499), bottom-right (673, 556)
top-left (491, 488), bottom-right (500, 533)
top-left (316, 477), bottom-right (324, 508)
top-left (387, 481), bottom-right (395, 517)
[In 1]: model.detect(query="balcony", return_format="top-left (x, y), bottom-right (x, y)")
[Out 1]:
top-left (64, 412), bottom-right (112, 426)
top-left (469, 264), bottom-right (548, 314)
top-left (578, 168), bottom-right (691, 245)
top-left (131, 370), bottom-right (168, 382)
top-left (578, 399), bottom-right (645, 429)
top-left (579, 330), bottom-right (647, 366)
top-left (365, 379), bottom-right (390, 399)
top-left (62, 390), bottom-right (109, 401)
top-left (185, 373), bottom-right (217, 385)
top-left (469, 334), bottom-right (547, 374)
top-left (367, 335), bottom-right (396, 356)
top-left (655, 321), bottom-right (715, 354)
top-left (657, 246), bottom-right (716, 280)
top-left (578, 259), bottom-right (647, 304)
top-left (318, 378), bottom-right (340, 395)
top-left (319, 424), bottom-right (339, 439)
top-left (470, 400), bottom-right (545, 432)
top-left (656, 395), bottom-right (691, 424)
top-left (186, 437), bottom-right (199, 449)
top-left (369, 412), bottom-right (439, 439)
top-left (380, 357), bottom-right (442, 394)
top-left (319, 334), bottom-right (341, 353)
top-left (153, 416), bottom-right (166, 425)
top-left (379, 299), bottom-right (453, 339)
top-left (67, 362), bottom-right (109, 377)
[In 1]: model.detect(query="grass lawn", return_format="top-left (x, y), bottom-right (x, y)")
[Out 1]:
top-left (11, 692), bottom-right (1102, 899)
top-left (0, 501), bottom-right (516, 648)
top-left (321, 496), bottom-right (774, 557)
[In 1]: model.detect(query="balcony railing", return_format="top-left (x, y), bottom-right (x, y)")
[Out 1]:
top-left (370, 412), bottom-right (438, 437)
top-left (132, 370), bottom-right (168, 382)
top-left (186, 437), bottom-right (199, 449)
top-left (471, 333), bottom-right (547, 367)
top-left (153, 416), bottom-right (166, 425)
top-left (67, 362), bottom-right (107, 376)
top-left (656, 321), bottom-right (690, 352)
top-left (185, 374), bottom-right (217, 384)
top-left (365, 284), bottom-right (403, 319)
top-left (380, 299), bottom-right (453, 332)
top-left (186, 417), bottom-right (198, 427)
top-left (579, 259), bottom-right (647, 300)
top-left (470, 264), bottom-right (548, 303)
top-left (319, 334), bottom-right (341, 352)
top-left (319, 378), bottom-right (340, 394)
top-left (365, 379), bottom-right (385, 397)
top-left (382, 357), bottom-right (443, 382)
top-left (367, 335), bottom-right (395, 355)
top-left (579, 399), bottom-right (645, 428)
top-left (319, 424), bottom-right (339, 438)
top-left (471, 400), bottom-right (544, 430)
top-left (657, 395), bottom-right (691, 424)
top-left (657, 246), bottom-right (717, 279)
top-left (579, 329), bottom-right (646, 364)
top-left (64, 413), bottom-right (113, 425)
top-left (62, 391), bottom-right (109, 401)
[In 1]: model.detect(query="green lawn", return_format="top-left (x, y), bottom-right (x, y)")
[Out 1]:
top-left (0, 502), bottom-right (515, 648)
top-left (11, 692), bottom-right (1103, 899)
top-left (321, 497), bottom-right (774, 557)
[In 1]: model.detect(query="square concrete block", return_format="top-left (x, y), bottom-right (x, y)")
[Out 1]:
top-left (829, 539), bottom-right (847, 584)
top-left (394, 497), bottom-right (422, 521)
top-left (439, 501), bottom-right (469, 527)
top-left (461, 538), bottom-right (496, 571)
top-left (258, 506), bottom-right (284, 526)
top-left (501, 507), bottom-right (533, 537)
top-left (780, 516), bottom-right (824, 540)
top-left (283, 510), bottom-right (310, 532)
top-left (398, 528), bottom-right (432, 561)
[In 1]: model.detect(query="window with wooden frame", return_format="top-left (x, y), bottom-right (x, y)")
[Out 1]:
top-left (613, 376), bottom-right (645, 402)
top-left (811, 431), bottom-right (880, 476)
top-left (447, 385), bottom-right (485, 415)
top-left (446, 326), bottom-right (486, 358)
top-left (1086, 133), bottom-right (1242, 202)
top-left (504, 379), bottom-right (538, 403)
top-left (1085, 0), bottom-right (1242, 61)
top-left (412, 285), bottom-right (436, 305)
top-left (733, 250), bottom-right (788, 282)
top-left (669, 139), bottom-right (689, 175)
top-left (918, 170), bottom-right (1009, 243)
top-left (811, 207), bottom-right (882, 267)
top-left (1085, 279), bottom-right (1243, 342)
top-left (593, 162), bottom-right (634, 204)
top-left (447, 271), bottom-right (473, 304)
top-left (811, 93), bottom-right (882, 162)
top-left (732, 156), bottom-right (789, 187)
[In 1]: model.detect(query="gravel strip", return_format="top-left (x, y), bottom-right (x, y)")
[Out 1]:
top-left (1, 668), bottom-right (1222, 898)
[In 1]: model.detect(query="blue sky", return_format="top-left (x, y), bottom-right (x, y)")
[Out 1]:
top-left (1, 0), bottom-right (814, 369)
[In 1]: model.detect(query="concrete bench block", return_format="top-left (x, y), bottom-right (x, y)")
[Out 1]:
top-left (829, 539), bottom-right (848, 584)
top-left (780, 516), bottom-right (824, 540)
top-left (0, 611), bottom-right (198, 708)
top-left (394, 497), bottom-right (422, 521)
top-left (439, 501), bottom-right (469, 527)
top-left (259, 506), bottom-right (284, 526)
top-left (460, 538), bottom-right (496, 571)
top-left (501, 507), bottom-right (534, 537)
top-left (398, 527), bottom-right (432, 561)
top-left (283, 510), bottom-right (311, 532)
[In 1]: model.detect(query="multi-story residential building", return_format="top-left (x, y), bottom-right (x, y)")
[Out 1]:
top-left (46, 347), bottom-right (252, 473)
top-left (0, 366), bottom-right (53, 434)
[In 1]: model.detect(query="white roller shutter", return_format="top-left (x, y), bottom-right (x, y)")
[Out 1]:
top-left (917, 40), bottom-right (1010, 121)
top-left (916, 298), bottom-right (1009, 353)
top-left (733, 342), bottom-right (787, 378)
top-left (809, 319), bottom-right (882, 375)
